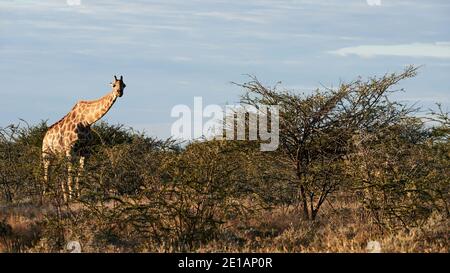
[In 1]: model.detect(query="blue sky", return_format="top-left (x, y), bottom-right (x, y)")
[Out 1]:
top-left (1, 0), bottom-right (449, 138)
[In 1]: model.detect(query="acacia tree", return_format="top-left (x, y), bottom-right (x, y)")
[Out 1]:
top-left (238, 66), bottom-right (418, 220)
top-left (349, 107), bottom-right (449, 230)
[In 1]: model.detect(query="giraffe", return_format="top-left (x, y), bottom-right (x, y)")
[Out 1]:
top-left (42, 75), bottom-right (126, 201)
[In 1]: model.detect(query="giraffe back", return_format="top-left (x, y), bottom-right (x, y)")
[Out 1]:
top-left (42, 104), bottom-right (93, 158)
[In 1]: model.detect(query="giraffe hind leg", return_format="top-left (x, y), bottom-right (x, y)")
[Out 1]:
top-left (42, 156), bottom-right (50, 196)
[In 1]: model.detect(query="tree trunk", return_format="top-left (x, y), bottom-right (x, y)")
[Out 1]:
top-left (300, 185), bottom-right (309, 220)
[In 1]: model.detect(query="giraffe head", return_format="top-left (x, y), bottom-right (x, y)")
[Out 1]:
top-left (111, 75), bottom-right (126, 97)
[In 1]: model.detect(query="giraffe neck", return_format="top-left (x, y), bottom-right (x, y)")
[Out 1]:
top-left (77, 90), bottom-right (118, 126)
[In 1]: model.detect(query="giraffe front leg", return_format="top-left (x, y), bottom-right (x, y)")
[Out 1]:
top-left (75, 156), bottom-right (85, 198)
top-left (65, 151), bottom-right (76, 202)
top-left (61, 177), bottom-right (68, 203)
top-left (67, 160), bottom-right (74, 201)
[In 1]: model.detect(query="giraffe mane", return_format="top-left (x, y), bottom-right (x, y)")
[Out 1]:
top-left (78, 92), bottom-right (113, 105)
top-left (48, 91), bottom-right (114, 129)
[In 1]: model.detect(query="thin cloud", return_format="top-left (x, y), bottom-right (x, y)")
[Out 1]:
top-left (170, 56), bottom-right (193, 62)
top-left (194, 11), bottom-right (266, 24)
top-left (330, 42), bottom-right (450, 59)
top-left (401, 96), bottom-right (450, 103)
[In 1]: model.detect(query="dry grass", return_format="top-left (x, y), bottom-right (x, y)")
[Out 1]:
top-left (0, 194), bottom-right (447, 253)
top-left (0, 203), bottom-right (44, 252)
top-left (196, 196), bottom-right (449, 253)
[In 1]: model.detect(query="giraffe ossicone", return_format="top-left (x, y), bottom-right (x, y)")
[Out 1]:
top-left (42, 75), bottom-right (126, 201)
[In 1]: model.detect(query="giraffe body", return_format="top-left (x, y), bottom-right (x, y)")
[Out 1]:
top-left (42, 76), bottom-right (126, 201)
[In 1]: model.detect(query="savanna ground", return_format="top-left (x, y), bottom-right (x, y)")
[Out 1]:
top-left (0, 67), bottom-right (448, 252)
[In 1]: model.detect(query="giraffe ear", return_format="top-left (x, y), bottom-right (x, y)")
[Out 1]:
top-left (114, 75), bottom-right (118, 81)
